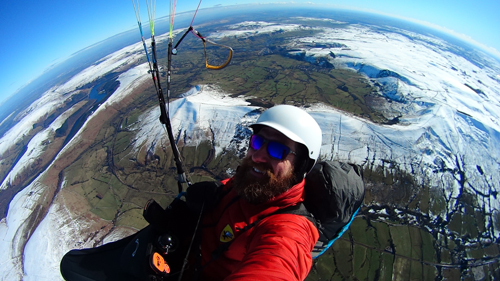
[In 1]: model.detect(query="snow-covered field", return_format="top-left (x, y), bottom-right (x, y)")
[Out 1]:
top-left (0, 15), bottom-right (499, 280)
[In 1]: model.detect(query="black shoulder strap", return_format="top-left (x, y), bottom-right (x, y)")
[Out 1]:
top-left (273, 202), bottom-right (317, 227)
top-left (276, 202), bottom-right (310, 216)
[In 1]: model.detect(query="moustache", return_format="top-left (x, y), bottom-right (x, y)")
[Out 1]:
top-left (243, 157), bottom-right (274, 176)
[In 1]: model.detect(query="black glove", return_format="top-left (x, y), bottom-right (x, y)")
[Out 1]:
top-left (185, 181), bottom-right (223, 214)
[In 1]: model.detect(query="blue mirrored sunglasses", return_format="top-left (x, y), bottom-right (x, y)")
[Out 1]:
top-left (249, 134), bottom-right (296, 160)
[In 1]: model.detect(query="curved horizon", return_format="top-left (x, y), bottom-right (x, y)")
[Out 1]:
top-left (0, 1), bottom-right (499, 107)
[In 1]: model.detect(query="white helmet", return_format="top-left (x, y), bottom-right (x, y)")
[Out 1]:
top-left (250, 105), bottom-right (322, 173)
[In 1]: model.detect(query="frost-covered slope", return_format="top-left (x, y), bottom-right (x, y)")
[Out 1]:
top-left (208, 19), bottom-right (500, 222)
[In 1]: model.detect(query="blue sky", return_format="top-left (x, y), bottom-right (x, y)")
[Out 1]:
top-left (0, 0), bottom-right (499, 106)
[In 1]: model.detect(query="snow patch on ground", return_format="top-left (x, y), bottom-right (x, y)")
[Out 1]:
top-left (208, 21), bottom-right (318, 40)
top-left (132, 85), bottom-right (255, 157)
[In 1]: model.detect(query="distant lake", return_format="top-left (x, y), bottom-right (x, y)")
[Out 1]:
top-left (88, 83), bottom-right (106, 102)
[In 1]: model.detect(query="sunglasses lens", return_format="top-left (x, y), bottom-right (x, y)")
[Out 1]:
top-left (267, 142), bottom-right (290, 160)
top-left (250, 134), bottom-right (264, 150)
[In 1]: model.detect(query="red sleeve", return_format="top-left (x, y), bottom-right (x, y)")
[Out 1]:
top-left (224, 214), bottom-right (319, 281)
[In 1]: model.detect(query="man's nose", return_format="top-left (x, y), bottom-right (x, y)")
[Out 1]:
top-left (251, 144), bottom-right (269, 163)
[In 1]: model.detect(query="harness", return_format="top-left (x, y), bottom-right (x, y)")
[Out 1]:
top-left (60, 161), bottom-right (364, 281)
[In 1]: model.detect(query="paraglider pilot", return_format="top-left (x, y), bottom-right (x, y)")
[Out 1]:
top-left (188, 104), bottom-right (322, 280)
top-left (60, 104), bottom-right (324, 281)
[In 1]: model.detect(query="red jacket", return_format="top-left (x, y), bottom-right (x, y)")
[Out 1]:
top-left (200, 178), bottom-right (319, 280)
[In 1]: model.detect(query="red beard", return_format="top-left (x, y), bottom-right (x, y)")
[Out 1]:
top-left (232, 157), bottom-right (296, 204)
